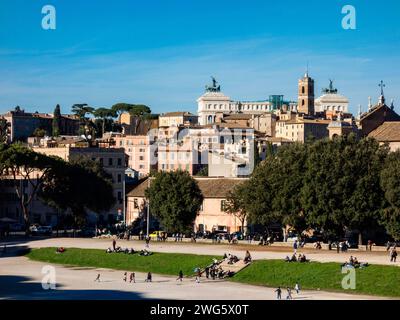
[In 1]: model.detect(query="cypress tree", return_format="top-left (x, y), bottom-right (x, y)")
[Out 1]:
top-left (52, 104), bottom-right (61, 137)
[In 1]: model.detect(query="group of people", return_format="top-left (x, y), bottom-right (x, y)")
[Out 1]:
top-left (95, 271), bottom-right (152, 283)
top-left (275, 284), bottom-right (301, 300)
top-left (106, 247), bottom-right (135, 254)
top-left (342, 256), bottom-right (369, 269)
top-left (284, 253), bottom-right (308, 263)
top-left (173, 233), bottom-right (185, 242)
top-left (223, 253), bottom-right (239, 265)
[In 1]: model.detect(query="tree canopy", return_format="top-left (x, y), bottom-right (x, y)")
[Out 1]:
top-left (52, 104), bottom-right (61, 137)
top-left (40, 155), bottom-right (115, 224)
top-left (145, 171), bottom-right (203, 233)
top-left (229, 135), bottom-right (395, 242)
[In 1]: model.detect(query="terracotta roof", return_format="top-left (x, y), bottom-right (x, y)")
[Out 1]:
top-left (202, 123), bottom-right (252, 129)
top-left (223, 114), bottom-right (253, 120)
top-left (126, 177), bottom-right (247, 199)
top-left (282, 119), bottom-right (331, 125)
top-left (368, 121), bottom-right (400, 142)
top-left (160, 111), bottom-right (197, 117)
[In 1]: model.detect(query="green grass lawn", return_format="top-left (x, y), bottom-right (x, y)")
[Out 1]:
top-left (231, 260), bottom-right (400, 298)
top-left (26, 248), bottom-right (219, 276)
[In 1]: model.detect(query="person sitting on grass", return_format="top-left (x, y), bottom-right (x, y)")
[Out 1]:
top-left (284, 255), bottom-right (291, 262)
top-left (299, 254), bottom-right (308, 263)
top-left (56, 247), bottom-right (65, 254)
top-left (106, 247), bottom-right (112, 253)
top-left (140, 249), bottom-right (152, 256)
top-left (244, 250), bottom-right (252, 264)
top-left (290, 253), bottom-right (297, 262)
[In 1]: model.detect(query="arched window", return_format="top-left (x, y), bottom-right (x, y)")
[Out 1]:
top-left (302, 86), bottom-right (305, 94)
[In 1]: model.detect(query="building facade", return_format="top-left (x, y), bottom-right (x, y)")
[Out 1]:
top-left (276, 117), bottom-right (330, 143)
top-left (113, 134), bottom-right (157, 178)
top-left (315, 80), bottom-right (349, 114)
top-left (126, 177), bottom-right (247, 233)
top-left (2, 107), bottom-right (79, 143)
top-left (297, 72), bottom-right (315, 115)
top-left (197, 77), bottom-right (277, 125)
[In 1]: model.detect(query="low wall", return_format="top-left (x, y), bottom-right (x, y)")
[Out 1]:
top-left (126, 236), bottom-right (389, 252)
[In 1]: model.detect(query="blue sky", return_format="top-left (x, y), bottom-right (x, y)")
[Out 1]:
top-left (0, 0), bottom-right (399, 116)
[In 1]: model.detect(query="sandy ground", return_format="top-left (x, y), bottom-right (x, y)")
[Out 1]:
top-left (0, 237), bottom-right (398, 300)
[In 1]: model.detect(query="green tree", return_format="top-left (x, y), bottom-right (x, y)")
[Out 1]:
top-left (380, 151), bottom-right (400, 240)
top-left (145, 171), bottom-right (203, 233)
top-left (40, 156), bottom-right (115, 229)
top-left (52, 104), bottom-right (61, 137)
top-left (0, 117), bottom-right (9, 144)
top-left (301, 135), bottom-right (387, 242)
top-left (0, 143), bottom-right (60, 233)
top-left (111, 103), bottom-right (133, 118)
top-left (71, 103), bottom-right (95, 136)
top-left (33, 128), bottom-right (46, 137)
top-left (225, 181), bottom-right (249, 233)
top-left (93, 107), bottom-right (117, 136)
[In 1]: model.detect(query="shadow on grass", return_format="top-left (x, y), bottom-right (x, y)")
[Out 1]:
top-left (0, 275), bottom-right (151, 300)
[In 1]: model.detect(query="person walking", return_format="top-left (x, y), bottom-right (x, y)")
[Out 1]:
top-left (145, 272), bottom-right (152, 282)
top-left (293, 240), bottom-right (298, 254)
top-left (177, 270), bottom-right (183, 282)
top-left (294, 283), bottom-right (301, 294)
top-left (275, 287), bottom-right (282, 300)
top-left (195, 268), bottom-right (201, 283)
top-left (205, 267), bottom-right (210, 279)
top-left (123, 272), bottom-right (127, 282)
top-left (94, 274), bottom-right (101, 282)
top-left (145, 236), bottom-right (150, 249)
top-left (286, 287), bottom-right (293, 300)
top-left (112, 239), bottom-right (116, 251)
top-left (130, 272), bottom-right (135, 283)
top-left (391, 248), bottom-right (397, 262)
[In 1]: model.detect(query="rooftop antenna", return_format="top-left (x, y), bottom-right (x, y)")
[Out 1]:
top-left (378, 80), bottom-right (386, 104)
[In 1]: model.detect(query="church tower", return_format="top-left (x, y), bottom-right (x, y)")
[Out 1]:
top-left (297, 71), bottom-right (315, 115)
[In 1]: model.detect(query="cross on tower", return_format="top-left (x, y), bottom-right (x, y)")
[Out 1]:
top-left (379, 80), bottom-right (386, 96)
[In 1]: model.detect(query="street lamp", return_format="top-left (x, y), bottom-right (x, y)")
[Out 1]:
top-left (146, 177), bottom-right (150, 237)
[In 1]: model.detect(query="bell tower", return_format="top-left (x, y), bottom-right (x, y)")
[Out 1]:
top-left (297, 71), bottom-right (315, 115)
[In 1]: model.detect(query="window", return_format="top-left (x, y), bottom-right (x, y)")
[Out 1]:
top-left (118, 158), bottom-right (122, 166)
top-left (302, 86), bottom-right (305, 94)
top-left (118, 192), bottom-right (122, 204)
top-left (99, 158), bottom-right (103, 166)
top-left (108, 158), bottom-right (113, 166)
top-left (139, 165), bottom-right (145, 169)
top-left (117, 174), bottom-right (122, 183)
top-left (139, 156), bottom-right (144, 161)
top-left (134, 199), bottom-right (138, 209)
top-left (220, 200), bottom-right (226, 211)
top-left (140, 148), bottom-right (145, 152)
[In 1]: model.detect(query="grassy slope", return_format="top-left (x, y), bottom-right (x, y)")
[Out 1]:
top-left (231, 260), bottom-right (400, 297)
top-left (27, 248), bottom-right (219, 276)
